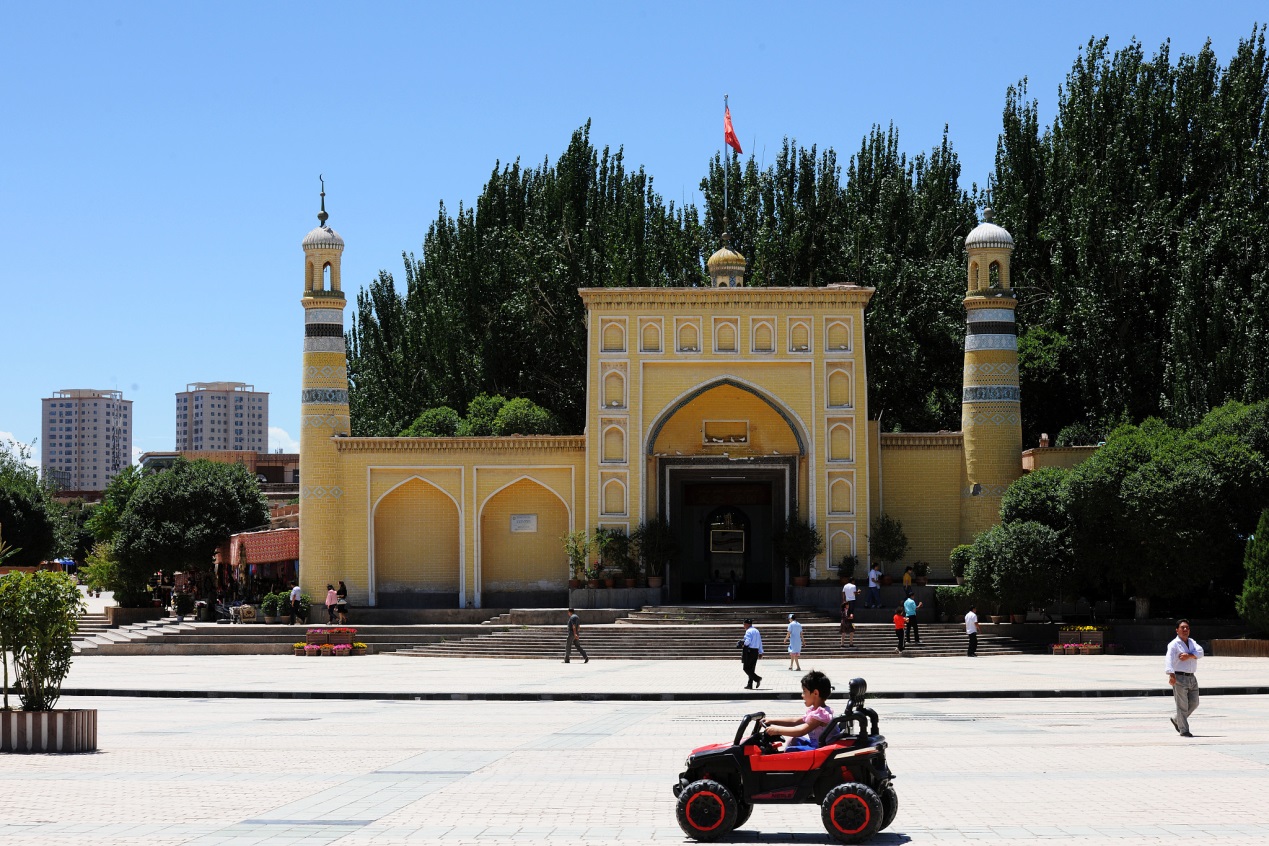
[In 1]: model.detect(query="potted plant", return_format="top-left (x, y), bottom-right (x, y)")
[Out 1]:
top-left (585, 566), bottom-right (601, 589)
top-left (319, 643), bottom-right (333, 656)
top-left (303, 644), bottom-right (321, 656)
top-left (0, 569), bottom-right (97, 752)
top-left (327, 627), bottom-right (356, 646)
top-left (171, 591), bottom-right (195, 622)
top-left (306, 628), bottom-right (328, 645)
top-left (293, 642), bottom-right (306, 656)
top-left (950, 545), bottom-right (971, 586)
top-left (352, 641), bottom-right (368, 656)
top-left (838, 554), bottom-right (859, 585)
top-left (775, 516), bottom-right (824, 588)
top-left (261, 591), bottom-right (280, 623)
top-left (869, 513), bottom-right (909, 583)
top-left (332, 644), bottom-right (352, 656)
top-left (912, 561), bottom-right (930, 586)
top-left (632, 516), bottom-right (677, 589)
top-left (562, 530), bottom-right (590, 590)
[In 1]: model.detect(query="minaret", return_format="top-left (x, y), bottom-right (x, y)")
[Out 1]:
top-left (959, 206), bottom-right (1022, 544)
top-left (707, 234), bottom-right (747, 288)
top-left (299, 179), bottom-right (351, 601)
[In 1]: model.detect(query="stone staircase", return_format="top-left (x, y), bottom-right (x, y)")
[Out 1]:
top-left (394, 605), bottom-right (1045, 659)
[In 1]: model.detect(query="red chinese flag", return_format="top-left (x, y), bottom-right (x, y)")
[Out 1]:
top-left (724, 106), bottom-right (743, 154)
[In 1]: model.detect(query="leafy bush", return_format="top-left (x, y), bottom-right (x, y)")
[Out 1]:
top-left (1056, 421), bottom-right (1102, 447)
top-left (0, 442), bottom-right (57, 569)
top-left (631, 517), bottom-right (677, 578)
top-left (261, 592), bottom-right (281, 616)
top-left (869, 513), bottom-right (908, 570)
top-left (172, 592), bottom-right (195, 616)
top-left (1000, 466), bottom-right (1068, 529)
top-left (400, 406), bottom-right (461, 437)
top-left (949, 544), bottom-right (972, 580)
top-left (457, 393), bottom-right (507, 436)
top-left (493, 397), bottom-right (557, 435)
top-left (775, 517), bottom-right (824, 578)
top-left (0, 571), bottom-right (84, 711)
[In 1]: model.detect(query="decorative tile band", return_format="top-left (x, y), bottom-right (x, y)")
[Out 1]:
top-left (301, 413), bottom-right (350, 429)
top-left (305, 309), bottom-right (345, 324)
top-left (963, 362), bottom-right (1017, 379)
top-left (302, 389), bottom-right (349, 405)
top-left (963, 385), bottom-right (1021, 403)
top-left (966, 308), bottom-right (1016, 323)
top-left (965, 334), bottom-right (1017, 352)
top-left (304, 337), bottom-right (346, 353)
top-left (963, 409), bottom-right (1021, 426)
top-left (301, 485), bottom-right (344, 500)
top-left (961, 484), bottom-right (1009, 499)
top-left (966, 322), bottom-right (1017, 336)
top-left (304, 365), bottom-right (348, 380)
top-left (305, 324), bottom-right (344, 337)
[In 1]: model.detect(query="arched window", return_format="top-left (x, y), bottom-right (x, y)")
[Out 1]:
top-left (988, 261), bottom-right (1001, 289)
top-left (716, 323), bottom-right (736, 352)
top-left (829, 423), bottom-right (853, 461)
top-left (829, 478), bottom-right (854, 514)
top-left (602, 322), bottom-right (625, 352)
top-left (969, 262), bottom-right (979, 291)
top-left (602, 479), bottom-right (626, 515)
top-left (641, 323), bottom-right (661, 352)
top-left (602, 426), bottom-right (626, 462)
top-left (753, 323), bottom-right (773, 352)
top-left (791, 323), bottom-right (810, 351)
top-left (322, 263), bottom-right (331, 291)
top-left (827, 321), bottom-right (850, 351)
top-left (603, 371), bottom-right (625, 408)
top-left (678, 324), bottom-right (699, 352)
top-left (828, 370), bottom-right (852, 407)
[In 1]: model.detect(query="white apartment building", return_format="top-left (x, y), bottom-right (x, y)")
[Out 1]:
top-left (175, 382), bottom-right (269, 453)
top-left (41, 389), bottom-right (132, 493)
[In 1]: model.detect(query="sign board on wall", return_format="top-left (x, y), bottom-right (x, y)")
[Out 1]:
top-left (510, 514), bottom-right (538, 533)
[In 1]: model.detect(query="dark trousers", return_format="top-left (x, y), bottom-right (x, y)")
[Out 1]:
top-left (742, 647), bottom-right (761, 687)
top-left (868, 587), bottom-right (880, 607)
top-left (895, 630), bottom-right (905, 651)
top-left (564, 635), bottom-right (588, 662)
top-left (905, 616), bottom-right (920, 644)
top-left (326, 605), bottom-right (336, 623)
top-left (289, 600), bottom-right (302, 624)
top-left (967, 632), bottom-right (978, 656)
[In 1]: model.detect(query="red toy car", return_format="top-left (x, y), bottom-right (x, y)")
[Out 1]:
top-left (673, 677), bottom-right (896, 843)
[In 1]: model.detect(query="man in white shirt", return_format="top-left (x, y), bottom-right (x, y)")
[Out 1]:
top-left (288, 582), bottom-right (302, 625)
top-left (964, 605), bottom-right (980, 657)
top-left (867, 564), bottom-right (882, 608)
top-left (841, 578), bottom-right (857, 615)
top-left (739, 619), bottom-right (763, 689)
top-left (1165, 618), bottom-right (1203, 737)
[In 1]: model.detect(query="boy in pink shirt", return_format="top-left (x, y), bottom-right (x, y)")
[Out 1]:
top-left (763, 670), bottom-right (835, 750)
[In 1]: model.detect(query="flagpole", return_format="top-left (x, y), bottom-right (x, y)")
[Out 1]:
top-left (723, 94), bottom-right (729, 241)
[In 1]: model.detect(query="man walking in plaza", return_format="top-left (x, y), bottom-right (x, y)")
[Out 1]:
top-left (1166, 618), bottom-right (1203, 736)
top-left (867, 562), bottom-right (882, 608)
top-left (564, 607), bottom-right (589, 663)
top-left (739, 618), bottom-right (763, 689)
top-left (965, 604), bottom-right (980, 657)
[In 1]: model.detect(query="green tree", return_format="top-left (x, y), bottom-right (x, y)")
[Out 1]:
top-left (0, 442), bottom-right (56, 569)
top-left (868, 513), bottom-right (909, 572)
top-left (775, 516), bottom-right (825, 579)
top-left (999, 466), bottom-right (1068, 529)
top-left (113, 459), bottom-right (269, 607)
top-left (1236, 509), bottom-right (1269, 633)
top-left (0, 571), bottom-right (84, 711)
top-left (400, 406), bottom-right (461, 437)
top-left (84, 465), bottom-right (143, 543)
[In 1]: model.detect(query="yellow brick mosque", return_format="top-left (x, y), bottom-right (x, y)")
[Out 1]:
top-left (298, 189), bottom-right (1040, 609)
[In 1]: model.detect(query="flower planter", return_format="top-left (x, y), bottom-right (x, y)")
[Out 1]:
top-left (603, 578), bottom-right (615, 589)
top-left (623, 578), bottom-right (637, 588)
top-left (1051, 646), bottom-right (1064, 655)
top-left (304, 647), bottom-right (320, 657)
top-left (568, 579), bottom-right (582, 589)
top-left (1085, 645), bottom-right (1103, 655)
top-left (293, 648), bottom-right (305, 656)
top-left (263, 615), bottom-right (277, 624)
top-left (1058, 632), bottom-right (1081, 644)
top-left (327, 630), bottom-right (354, 646)
top-left (792, 576), bottom-right (809, 587)
top-left (306, 630), bottom-right (328, 645)
top-left (353, 647), bottom-right (367, 656)
top-left (647, 576), bottom-right (663, 588)
top-left (1082, 631), bottom-right (1105, 646)
top-left (586, 579), bottom-right (600, 589)
top-left (989, 615), bottom-right (1004, 624)
top-left (1, 709), bottom-right (97, 753)
top-left (1011, 614), bottom-right (1026, 624)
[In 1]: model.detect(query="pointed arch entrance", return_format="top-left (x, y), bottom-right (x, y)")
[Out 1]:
top-left (647, 379), bottom-right (805, 603)
top-left (372, 476), bottom-right (460, 607)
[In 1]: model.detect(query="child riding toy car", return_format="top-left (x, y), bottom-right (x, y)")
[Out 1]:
top-left (672, 676), bottom-right (896, 843)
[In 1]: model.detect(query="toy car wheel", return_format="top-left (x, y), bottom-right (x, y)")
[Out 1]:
top-left (878, 783), bottom-right (898, 831)
top-left (675, 779), bottom-right (738, 841)
top-left (821, 782), bottom-right (883, 843)
top-left (735, 800), bottom-right (753, 830)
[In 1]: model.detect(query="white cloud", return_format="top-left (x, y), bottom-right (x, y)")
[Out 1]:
top-left (269, 426), bottom-right (300, 454)
top-left (0, 432), bottom-right (40, 468)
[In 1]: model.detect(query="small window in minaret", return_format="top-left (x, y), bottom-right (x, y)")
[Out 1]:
top-left (323, 263), bottom-right (332, 290)
top-left (988, 262), bottom-right (1001, 289)
top-left (969, 262), bottom-right (979, 292)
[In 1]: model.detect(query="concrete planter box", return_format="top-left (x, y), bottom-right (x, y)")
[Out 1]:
top-left (104, 607), bottom-right (166, 627)
top-left (567, 587), bottom-right (662, 609)
top-left (1212, 639), bottom-right (1269, 657)
top-left (2, 709), bottom-right (97, 753)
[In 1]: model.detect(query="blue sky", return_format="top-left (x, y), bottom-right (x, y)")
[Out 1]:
top-left (1, 1), bottom-right (1263, 466)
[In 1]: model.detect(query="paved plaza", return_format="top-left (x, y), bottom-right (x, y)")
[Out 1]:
top-left (3, 654), bottom-right (1269, 845)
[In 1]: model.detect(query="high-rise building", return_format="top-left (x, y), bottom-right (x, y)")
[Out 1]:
top-left (175, 382), bottom-right (270, 453)
top-left (41, 389), bottom-right (132, 493)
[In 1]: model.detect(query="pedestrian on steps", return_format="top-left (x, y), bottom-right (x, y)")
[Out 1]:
top-left (839, 602), bottom-right (855, 648)
top-left (738, 618), bottom-right (763, 689)
top-left (564, 607), bottom-right (589, 664)
top-left (785, 613), bottom-right (803, 671)
top-left (892, 607), bottom-right (906, 653)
